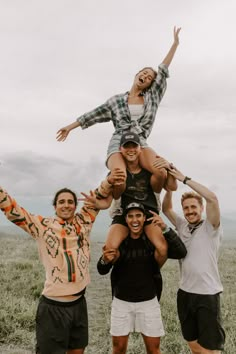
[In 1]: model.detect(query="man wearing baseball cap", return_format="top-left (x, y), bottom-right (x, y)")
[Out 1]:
top-left (101, 131), bottom-right (177, 266)
top-left (119, 131), bottom-right (141, 146)
top-left (97, 202), bottom-right (186, 354)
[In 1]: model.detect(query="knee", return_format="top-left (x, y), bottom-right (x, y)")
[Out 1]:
top-left (112, 337), bottom-right (127, 354)
top-left (113, 343), bottom-right (127, 354)
top-left (145, 342), bottom-right (161, 354)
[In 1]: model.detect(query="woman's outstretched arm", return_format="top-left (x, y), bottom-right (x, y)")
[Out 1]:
top-left (161, 26), bottom-right (181, 67)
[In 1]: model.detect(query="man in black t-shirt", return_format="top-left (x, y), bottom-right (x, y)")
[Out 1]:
top-left (97, 202), bottom-right (186, 354)
top-left (104, 131), bottom-right (177, 266)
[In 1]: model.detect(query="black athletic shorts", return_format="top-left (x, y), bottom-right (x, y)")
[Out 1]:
top-left (36, 295), bottom-right (88, 354)
top-left (177, 289), bottom-right (225, 351)
top-left (112, 209), bottom-right (159, 227)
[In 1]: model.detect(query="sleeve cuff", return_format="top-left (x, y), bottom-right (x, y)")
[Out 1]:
top-left (158, 63), bottom-right (169, 78)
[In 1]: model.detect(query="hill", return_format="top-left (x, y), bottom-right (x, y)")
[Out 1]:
top-left (0, 211), bottom-right (234, 242)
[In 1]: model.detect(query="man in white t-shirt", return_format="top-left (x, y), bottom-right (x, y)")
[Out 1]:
top-left (162, 167), bottom-right (225, 354)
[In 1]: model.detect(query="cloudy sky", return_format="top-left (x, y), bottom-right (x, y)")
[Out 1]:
top-left (0, 0), bottom-right (235, 224)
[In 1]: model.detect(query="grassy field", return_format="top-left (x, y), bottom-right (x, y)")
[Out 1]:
top-left (0, 232), bottom-right (235, 354)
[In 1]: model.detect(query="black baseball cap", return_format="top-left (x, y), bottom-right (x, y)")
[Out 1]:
top-left (124, 202), bottom-right (145, 215)
top-left (120, 132), bottom-right (140, 147)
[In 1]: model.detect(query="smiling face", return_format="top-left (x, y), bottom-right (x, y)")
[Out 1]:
top-left (120, 141), bottom-right (141, 163)
top-left (134, 68), bottom-right (156, 90)
top-left (182, 198), bottom-right (203, 225)
top-left (125, 208), bottom-right (146, 238)
top-left (54, 192), bottom-right (77, 223)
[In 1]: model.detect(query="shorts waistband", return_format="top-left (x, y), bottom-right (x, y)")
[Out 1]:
top-left (41, 294), bottom-right (85, 307)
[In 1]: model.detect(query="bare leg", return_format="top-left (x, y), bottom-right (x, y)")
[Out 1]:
top-left (144, 223), bottom-right (168, 267)
top-left (139, 147), bottom-right (167, 193)
top-left (112, 335), bottom-right (129, 354)
top-left (105, 224), bottom-right (129, 250)
top-left (142, 334), bottom-right (161, 354)
top-left (107, 152), bottom-right (127, 199)
top-left (67, 349), bottom-right (85, 354)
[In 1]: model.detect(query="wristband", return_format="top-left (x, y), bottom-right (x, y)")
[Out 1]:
top-left (183, 176), bottom-right (191, 184)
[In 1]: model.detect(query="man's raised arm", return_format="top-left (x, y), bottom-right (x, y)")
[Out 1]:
top-left (162, 190), bottom-right (178, 227)
top-left (168, 167), bottom-right (220, 229)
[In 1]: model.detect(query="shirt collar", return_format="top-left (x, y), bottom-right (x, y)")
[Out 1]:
top-left (188, 220), bottom-right (204, 234)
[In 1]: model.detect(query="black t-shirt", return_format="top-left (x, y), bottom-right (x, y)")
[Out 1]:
top-left (121, 169), bottom-right (158, 212)
top-left (111, 234), bottom-right (160, 302)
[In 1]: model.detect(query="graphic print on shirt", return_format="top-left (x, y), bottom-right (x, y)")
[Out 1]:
top-left (126, 178), bottom-right (149, 201)
top-left (44, 227), bottom-right (60, 258)
top-left (52, 266), bottom-right (63, 284)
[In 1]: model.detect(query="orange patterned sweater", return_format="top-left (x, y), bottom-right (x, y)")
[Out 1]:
top-left (0, 183), bottom-right (110, 297)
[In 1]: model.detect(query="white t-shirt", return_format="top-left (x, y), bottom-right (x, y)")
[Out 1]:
top-left (176, 215), bottom-right (223, 294)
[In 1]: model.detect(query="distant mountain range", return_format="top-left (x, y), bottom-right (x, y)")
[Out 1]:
top-left (0, 211), bottom-right (235, 242)
top-left (90, 212), bottom-right (235, 242)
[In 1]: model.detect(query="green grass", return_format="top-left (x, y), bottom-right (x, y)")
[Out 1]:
top-left (0, 233), bottom-right (235, 354)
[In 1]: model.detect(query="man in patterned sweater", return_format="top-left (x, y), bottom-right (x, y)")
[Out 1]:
top-left (0, 182), bottom-right (114, 354)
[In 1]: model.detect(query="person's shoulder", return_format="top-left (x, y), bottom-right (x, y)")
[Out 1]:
top-left (120, 235), bottom-right (130, 248)
top-left (107, 92), bottom-right (126, 101)
top-left (204, 218), bottom-right (223, 233)
top-left (176, 214), bottom-right (187, 228)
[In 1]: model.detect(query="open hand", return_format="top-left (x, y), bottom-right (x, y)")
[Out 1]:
top-left (79, 190), bottom-right (97, 208)
top-left (146, 210), bottom-right (166, 231)
top-left (56, 127), bottom-right (71, 141)
top-left (173, 26), bottom-right (181, 45)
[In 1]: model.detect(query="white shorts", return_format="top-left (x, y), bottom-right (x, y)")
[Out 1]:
top-left (110, 297), bottom-right (165, 337)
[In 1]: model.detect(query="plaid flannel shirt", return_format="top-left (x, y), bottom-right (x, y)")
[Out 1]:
top-left (77, 64), bottom-right (169, 139)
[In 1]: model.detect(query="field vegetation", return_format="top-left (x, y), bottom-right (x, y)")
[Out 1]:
top-left (0, 232), bottom-right (235, 354)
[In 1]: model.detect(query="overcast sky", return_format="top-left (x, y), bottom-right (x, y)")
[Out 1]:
top-left (0, 0), bottom-right (235, 224)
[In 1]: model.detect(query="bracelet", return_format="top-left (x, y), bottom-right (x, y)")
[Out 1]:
top-left (183, 176), bottom-right (191, 184)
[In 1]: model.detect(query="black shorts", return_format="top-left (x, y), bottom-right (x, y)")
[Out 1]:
top-left (36, 295), bottom-right (88, 354)
top-left (112, 209), bottom-right (159, 227)
top-left (177, 289), bottom-right (225, 351)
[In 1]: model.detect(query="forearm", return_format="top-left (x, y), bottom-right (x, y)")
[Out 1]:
top-left (0, 187), bottom-right (39, 237)
top-left (162, 191), bottom-right (177, 226)
top-left (94, 195), bottom-right (113, 210)
top-left (184, 178), bottom-right (218, 204)
top-left (65, 121), bottom-right (80, 131)
top-left (162, 41), bottom-right (179, 67)
top-left (164, 173), bottom-right (177, 191)
top-left (162, 190), bottom-right (173, 214)
top-left (96, 178), bottom-right (113, 199)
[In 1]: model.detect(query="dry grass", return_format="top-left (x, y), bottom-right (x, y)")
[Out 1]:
top-left (0, 233), bottom-right (235, 354)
